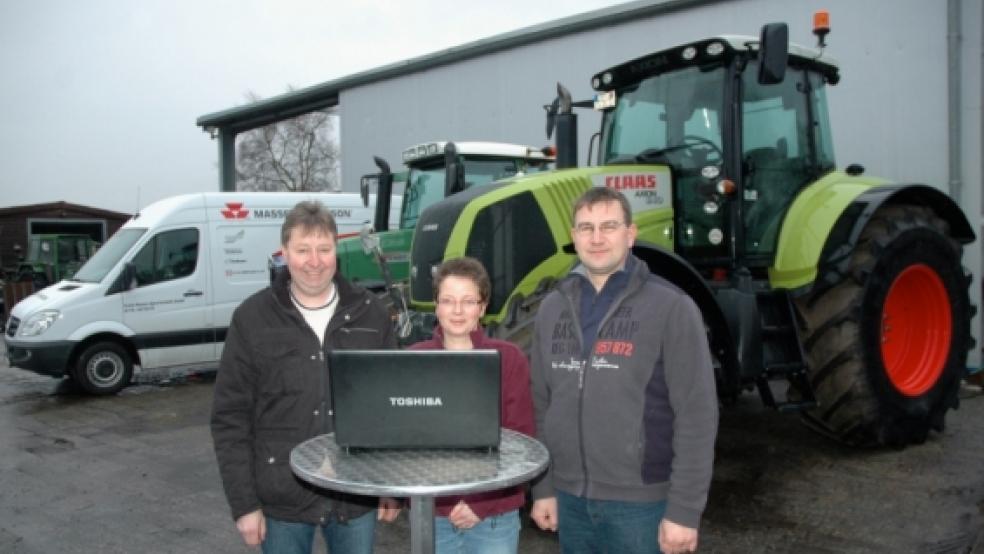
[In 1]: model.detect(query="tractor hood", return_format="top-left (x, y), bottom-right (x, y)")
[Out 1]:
top-left (408, 165), bottom-right (674, 316)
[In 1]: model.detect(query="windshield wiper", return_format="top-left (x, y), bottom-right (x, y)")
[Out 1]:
top-left (635, 144), bottom-right (692, 163)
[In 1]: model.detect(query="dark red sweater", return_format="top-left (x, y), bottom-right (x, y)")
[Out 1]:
top-left (409, 326), bottom-right (536, 519)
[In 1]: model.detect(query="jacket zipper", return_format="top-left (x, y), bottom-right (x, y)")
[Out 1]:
top-left (558, 290), bottom-right (591, 497)
top-left (561, 272), bottom-right (641, 498)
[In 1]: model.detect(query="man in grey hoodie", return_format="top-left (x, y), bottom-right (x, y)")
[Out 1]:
top-left (530, 187), bottom-right (718, 554)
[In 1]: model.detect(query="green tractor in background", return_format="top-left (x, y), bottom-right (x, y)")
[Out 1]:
top-left (15, 234), bottom-right (99, 290)
top-left (334, 141), bottom-right (552, 340)
top-left (406, 20), bottom-right (975, 446)
top-left (339, 140), bottom-right (553, 290)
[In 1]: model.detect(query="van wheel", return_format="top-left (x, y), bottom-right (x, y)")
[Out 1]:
top-left (73, 342), bottom-right (134, 395)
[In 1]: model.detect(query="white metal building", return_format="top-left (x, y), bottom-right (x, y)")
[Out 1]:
top-left (197, 0), bottom-right (983, 366)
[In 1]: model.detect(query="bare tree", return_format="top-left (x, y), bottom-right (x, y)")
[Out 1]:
top-left (236, 91), bottom-right (341, 192)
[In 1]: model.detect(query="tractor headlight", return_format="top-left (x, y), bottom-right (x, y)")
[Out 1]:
top-left (706, 42), bottom-right (725, 56)
top-left (19, 310), bottom-right (61, 337)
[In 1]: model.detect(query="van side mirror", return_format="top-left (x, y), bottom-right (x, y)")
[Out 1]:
top-left (107, 262), bottom-right (137, 295)
top-left (758, 23), bottom-right (788, 85)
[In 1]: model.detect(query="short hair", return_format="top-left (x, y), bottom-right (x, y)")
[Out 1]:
top-left (572, 187), bottom-right (633, 225)
top-left (432, 257), bottom-right (491, 304)
top-left (281, 200), bottom-right (338, 246)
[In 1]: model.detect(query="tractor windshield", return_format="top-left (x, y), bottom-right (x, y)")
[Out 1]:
top-left (402, 162), bottom-right (446, 230)
top-left (600, 65), bottom-right (729, 262)
top-left (599, 66), bottom-right (725, 168)
top-left (401, 157), bottom-right (527, 230)
top-left (26, 237), bottom-right (56, 264)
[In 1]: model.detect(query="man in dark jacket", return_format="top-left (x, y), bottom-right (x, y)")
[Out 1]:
top-left (211, 201), bottom-right (399, 553)
top-left (530, 188), bottom-right (718, 554)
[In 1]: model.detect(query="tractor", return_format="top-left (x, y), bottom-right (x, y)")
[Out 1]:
top-left (405, 17), bottom-right (975, 446)
top-left (15, 234), bottom-right (99, 290)
top-left (339, 140), bottom-right (553, 291)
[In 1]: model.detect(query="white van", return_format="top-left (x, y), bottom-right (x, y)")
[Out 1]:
top-left (3, 191), bottom-right (399, 394)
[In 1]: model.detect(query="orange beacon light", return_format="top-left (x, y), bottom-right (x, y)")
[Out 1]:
top-left (813, 10), bottom-right (830, 47)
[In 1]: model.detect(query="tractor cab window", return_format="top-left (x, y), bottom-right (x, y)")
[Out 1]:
top-left (28, 238), bottom-right (56, 264)
top-left (403, 162), bottom-right (446, 230)
top-left (741, 62), bottom-right (836, 258)
top-left (402, 157), bottom-right (524, 230)
top-left (600, 66), bottom-right (725, 169)
top-left (600, 65), bottom-right (728, 262)
top-left (460, 157), bottom-right (520, 187)
top-left (57, 238), bottom-right (77, 262)
top-left (130, 228), bottom-right (199, 287)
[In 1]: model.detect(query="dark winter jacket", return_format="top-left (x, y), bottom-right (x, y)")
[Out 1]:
top-left (531, 254), bottom-right (718, 529)
top-left (409, 326), bottom-right (536, 519)
top-left (211, 271), bottom-right (396, 524)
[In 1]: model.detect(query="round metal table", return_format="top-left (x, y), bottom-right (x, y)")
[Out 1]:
top-left (291, 428), bottom-right (549, 554)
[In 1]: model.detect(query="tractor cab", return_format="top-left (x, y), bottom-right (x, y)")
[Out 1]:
top-left (399, 141), bottom-right (554, 231)
top-left (590, 29), bottom-right (838, 275)
top-left (18, 234), bottom-right (100, 289)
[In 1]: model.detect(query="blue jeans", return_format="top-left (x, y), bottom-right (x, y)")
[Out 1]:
top-left (262, 511), bottom-right (376, 554)
top-left (556, 490), bottom-right (666, 554)
top-left (434, 509), bottom-right (520, 554)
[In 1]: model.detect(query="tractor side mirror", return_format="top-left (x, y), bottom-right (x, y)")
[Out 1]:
top-left (444, 143), bottom-right (465, 196)
top-left (758, 23), bottom-right (788, 85)
top-left (359, 176), bottom-right (372, 208)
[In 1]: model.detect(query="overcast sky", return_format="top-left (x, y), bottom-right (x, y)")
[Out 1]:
top-left (0, 0), bottom-right (617, 215)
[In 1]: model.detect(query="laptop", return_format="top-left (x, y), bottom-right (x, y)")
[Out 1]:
top-left (329, 349), bottom-right (501, 450)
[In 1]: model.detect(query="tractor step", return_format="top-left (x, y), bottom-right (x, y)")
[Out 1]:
top-left (755, 290), bottom-right (817, 412)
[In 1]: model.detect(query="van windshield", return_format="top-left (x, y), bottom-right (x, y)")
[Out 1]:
top-left (72, 228), bottom-right (147, 283)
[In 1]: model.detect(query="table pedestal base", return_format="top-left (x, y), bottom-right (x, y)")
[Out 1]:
top-left (409, 496), bottom-right (435, 554)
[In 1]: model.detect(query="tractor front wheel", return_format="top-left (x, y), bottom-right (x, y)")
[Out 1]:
top-left (795, 205), bottom-right (971, 446)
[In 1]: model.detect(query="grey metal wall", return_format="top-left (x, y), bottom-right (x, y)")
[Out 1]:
top-left (339, 0), bottom-right (983, 366)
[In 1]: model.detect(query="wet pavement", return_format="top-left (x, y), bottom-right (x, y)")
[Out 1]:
top-left (1, 341), bottom-right (982, 553)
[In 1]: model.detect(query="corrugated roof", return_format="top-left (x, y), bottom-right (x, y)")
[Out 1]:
top-left (0, 201), bottom-right (132, 220)
top-left (195, 0), bottom-right (714, 133)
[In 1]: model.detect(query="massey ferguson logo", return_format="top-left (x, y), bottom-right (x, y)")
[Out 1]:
top-left (605, 174), bottom-right (657, 190)
top-left (221, 202), bottom-right (249, 219)
top-left (389, 396), bottom-right (443, 407)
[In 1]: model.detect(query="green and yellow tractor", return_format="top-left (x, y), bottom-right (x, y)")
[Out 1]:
top-left (337, 140), bottom-right (553, 292)
top-left (406, 20), bottom-right (975, 446)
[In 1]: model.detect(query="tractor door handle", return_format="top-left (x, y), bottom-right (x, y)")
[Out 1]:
top-left (183, 290), bottom-right (204, 297)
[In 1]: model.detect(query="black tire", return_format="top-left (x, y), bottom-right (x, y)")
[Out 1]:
top-left (72, 341), bottom-right (134, 395)
top-left (794, 204), bottom-right (972, 446)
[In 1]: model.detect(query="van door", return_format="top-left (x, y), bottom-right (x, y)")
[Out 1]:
top-left (122, 225), bottom-right (211, 369)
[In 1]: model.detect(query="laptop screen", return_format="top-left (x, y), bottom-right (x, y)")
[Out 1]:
top-left (329, 349), bottom-right (501, 449)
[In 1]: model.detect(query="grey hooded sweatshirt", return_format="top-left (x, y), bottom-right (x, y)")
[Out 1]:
top-left (531, 254), bottom-right (718, 529)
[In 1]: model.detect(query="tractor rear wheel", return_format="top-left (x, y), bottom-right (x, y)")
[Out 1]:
top-left (794, 204), bottom-right (971, 446)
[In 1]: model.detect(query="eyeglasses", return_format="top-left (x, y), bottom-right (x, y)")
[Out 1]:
top-left (436, 297), bottom-right (483, 309)
top-left (573, 220), bottom-right (625, 237)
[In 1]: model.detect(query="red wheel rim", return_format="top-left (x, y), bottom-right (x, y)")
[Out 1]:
top-left (881, 264), bottom-right (952, 396)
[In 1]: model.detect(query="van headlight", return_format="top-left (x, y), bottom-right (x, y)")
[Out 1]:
top-left (19, 310), bottom-right (62, 337)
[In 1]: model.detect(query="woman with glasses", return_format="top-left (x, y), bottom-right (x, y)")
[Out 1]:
top-left (408, 256), bottom-right (535, 554)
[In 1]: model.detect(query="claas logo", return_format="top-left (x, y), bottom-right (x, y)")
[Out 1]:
top-left (221, 202), bottom-right (249, 219)
top-left (605, 174), bottom-right (657, 190)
